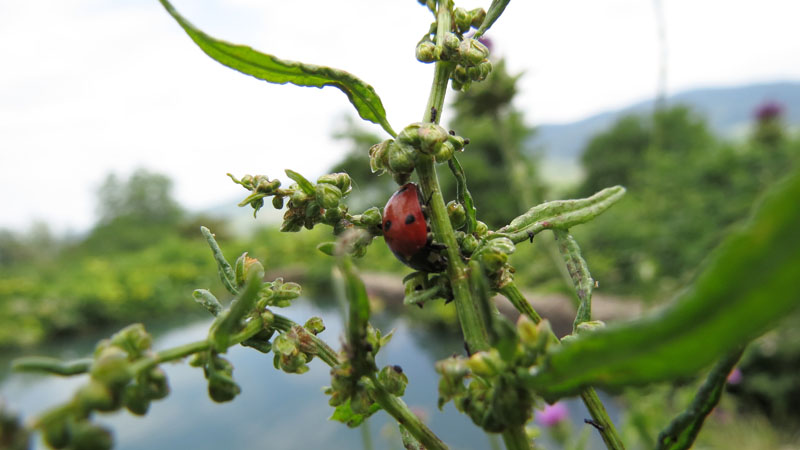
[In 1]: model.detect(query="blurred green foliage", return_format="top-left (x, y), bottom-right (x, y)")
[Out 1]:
top-left (573, 105), bottom-right (799, 298)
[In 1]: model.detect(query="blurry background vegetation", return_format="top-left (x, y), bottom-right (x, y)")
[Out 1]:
top-left (2, 60), bottom-right (799, 447)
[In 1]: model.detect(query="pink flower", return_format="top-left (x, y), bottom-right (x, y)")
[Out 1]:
top-left (537, 402), bottom-right (568, 427)
top-left (727, 368), bottom-right (743, 385)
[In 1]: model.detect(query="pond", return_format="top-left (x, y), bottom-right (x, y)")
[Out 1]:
top-left (0, 298), bottom-right (621, 450)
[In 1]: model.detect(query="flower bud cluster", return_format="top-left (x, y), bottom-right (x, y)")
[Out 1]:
top-left (191, 352), bottom-right (241, 403)
top-left (41, 324), bottom-right (168, 449)
top-left (230, 171), bottom-right (380, 257)
top-left (435, 317), bottom-right (560, 433)
top-left (325, 325), bottom-right (393, 418)
top-left (472, 236), bottom-right (516, 288)
top-left (414, 4), bottom-right (492, 91)
top-left (272, 325), bottom-right (319, 374)
top-left (370, 123), bottom-right (468, 184)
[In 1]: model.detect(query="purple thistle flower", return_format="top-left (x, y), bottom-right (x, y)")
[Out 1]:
top-left (537, 402), bottom-right (569, 427)
top-left (755, 101), bottom-right (783, 121)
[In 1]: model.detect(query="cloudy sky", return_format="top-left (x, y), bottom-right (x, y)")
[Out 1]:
top-left (2, 0), bottom-right (799, 233)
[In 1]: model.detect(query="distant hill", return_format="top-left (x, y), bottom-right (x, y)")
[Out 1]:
top-left (532, 81), bottom-right (800, 162)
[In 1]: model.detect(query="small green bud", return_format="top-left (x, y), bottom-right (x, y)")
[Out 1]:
top-left (434, 141), bottom-right (455, 162)
top-left (290, 188), bottom-right (310, 207)
top-left (349, 388), bottom-right (374, 415)
top-left (70, 422), bottom-right (113, 450)
top-left (76, 380), bottom-right (117, 412)
top-left (417, 123), bottom-right (449, 154)
top-left (122, 384), bottom-right (150, 416)
top-left (517, 315), bottom-right (538, 345)
top-left (378, 365), bottom-right (408, 397)
top-left (90, 347), bottom-right (132, 389)
top-left (454, 7), bottom-right (471, 33)
top-left (239, 174), bottom-right (254, 189)
top-left (271, 279), bottom-right (302, 302)
top-left (576, 320), bottom-right (606, 334)
top-left (304, 317), bottom-right (326, 335)
top-left (317, 172), bottom-right (351, 194)
top-left (470, 8), bottom-right (487, 28)
top-left (272, 195), bottom-right (285, 209)
top-left (324, 204), bottom-right (346, 223)
top-left (415, 40), bottom-right (436, 63)
top-left (452, 64), bottom-right (468, 84)
top-left (397, 123), bottom-right (422, 149)
top-left (475, 220), bottom-right (489, 237)
top-left (369, 140), bottom-right (392, 174)
top-left (109, 324), bottom-right (152, 359)
top-left (234, 252), bottom-right (264, 287)
top-left (443, 32), bottom-right (460, 54)
top-left (458, 38), bottom-right (489, 66)
top-left (315, 182), bottom-right (342, 210)
top-left (387, 143), bottom-right (416, 174)
top-left (208, 373), bottom-right (241, 403)
top-left (447, 201), bottom-right (466, 229)
top-left (145, 367), bottom-right (169, 400)
top-left (477, 60), bottom-right (492, 81)
top-left (360, 206), bottom-right (382, 227)
top-left (466, 349), bottom-right (504, 377)
top-left (461, 234), bottom-right (479, 255)
top-left (256, 178), bottom-right (280, 195)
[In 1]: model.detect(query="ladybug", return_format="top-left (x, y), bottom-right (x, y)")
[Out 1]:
top-left (382, 183), bottom-right (447, 272)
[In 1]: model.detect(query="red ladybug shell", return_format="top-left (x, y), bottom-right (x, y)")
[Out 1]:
top-left (383, 183), bottom-right (428, 261)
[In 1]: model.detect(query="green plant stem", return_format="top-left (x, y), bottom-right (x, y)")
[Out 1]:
top-left (656, 347), bottom-right (745, 450)
top-left (500, 425), bottom-right (531, 450)
top-left (499, 283), bottom-right (624, 450)
top-left (11, 357), bottom-right (93, 376)
top-left (418, 0), bottom-right (489, 356)
top-left (580, 388), bottom-right (625, 450)
top-left (365, 375), bottom-right (448, 450)
top-left (499, 282), bottom-right (542, 324)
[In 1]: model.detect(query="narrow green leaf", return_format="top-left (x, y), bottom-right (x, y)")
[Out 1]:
top-left (474, 0), bottom-right (511, 38)
top-left (158, 0), bottom-right (396, 136)
top-left (553, 230), bottom-right (594, 331)
top-left (656, 348), bottom-right (745, 450)
top-left (193, 289), bottom-right (223, 316)
top-left (496, 186), bottom-right (626, 244)
top-left (285, 169), bottom-right (315, 196)
top-left (448, 156), bottom-right (478, 234)
top-left (201, 226), bottom-right (238, 295)
top-left (209, 273), bottom-right (262, 352)
top-left (524, 170), bottom-right (800, 399)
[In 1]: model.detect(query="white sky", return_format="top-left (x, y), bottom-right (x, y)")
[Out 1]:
top-left (2, 0), bottom-right (799, 233)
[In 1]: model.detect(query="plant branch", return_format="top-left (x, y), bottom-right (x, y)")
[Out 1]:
top-left (365, 375), bottom-right (448, 450)
top-left (656, 348), bottom-right (745, 450)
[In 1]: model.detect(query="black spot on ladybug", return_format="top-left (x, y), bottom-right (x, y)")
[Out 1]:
top-left (384, 220), bottom-right (392, 231)
top-left (405, 214), bottom-right (415, 225)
